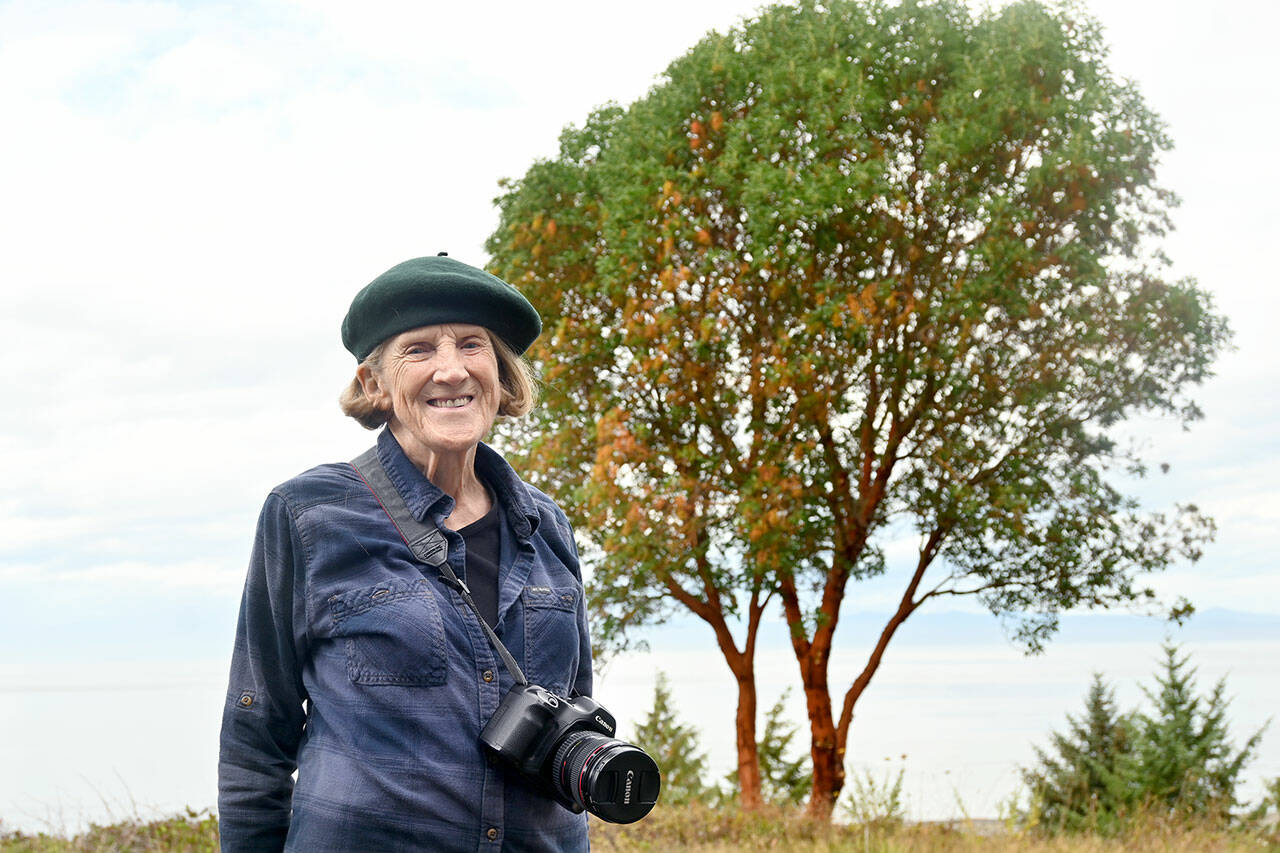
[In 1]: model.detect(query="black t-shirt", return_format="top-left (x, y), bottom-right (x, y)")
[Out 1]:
top-left (458, 498), bottom-right (502, 628)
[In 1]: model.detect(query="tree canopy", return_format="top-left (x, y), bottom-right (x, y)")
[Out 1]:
top-left (488, 0), bottom-right (1229, 815)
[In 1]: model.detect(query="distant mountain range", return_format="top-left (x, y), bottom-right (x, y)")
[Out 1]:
top-left (634, 607), bottom-right (1280, 653)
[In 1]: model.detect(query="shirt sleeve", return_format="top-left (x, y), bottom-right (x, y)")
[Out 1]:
top-left (218, 492), bottom-right (309, 852)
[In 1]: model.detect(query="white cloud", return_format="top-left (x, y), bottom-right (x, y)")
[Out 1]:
top-left (61, 557), bottom-right (244, 588)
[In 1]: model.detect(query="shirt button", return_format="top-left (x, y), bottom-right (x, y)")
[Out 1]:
top-left (482, 669), bottom-right (495, 683)
top-left (486, 827), bottom-right (499, 841)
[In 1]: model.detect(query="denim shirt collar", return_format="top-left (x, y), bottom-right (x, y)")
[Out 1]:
top-left (375, 427), bottom-right (538, 540)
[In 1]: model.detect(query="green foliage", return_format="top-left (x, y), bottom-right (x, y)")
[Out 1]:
top-left (1245, 775), bottom-right (1280, 827)
top-left (1122, 644), bottom-right (1268, 820)
top-left (756, 690), bottom-right (813, 806)
top-left (489, 0), bottom-right (1230, 811)
top-left (724, 689), bottom-right (813, 806)
top-left (840, 764), bottom-right (907, 828)
top-left (631, 671), bottom-right (711, 805)
top-left (1022, 673), bottom-right (1135, 833)
top-left (1021, 645), bottom-right (1268, 834)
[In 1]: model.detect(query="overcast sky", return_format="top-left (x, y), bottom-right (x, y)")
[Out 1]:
top-left (1, 0), bottom-right (1276, 661)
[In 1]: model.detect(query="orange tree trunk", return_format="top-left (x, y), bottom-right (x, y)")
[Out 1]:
top-left (734, 671), bottom-right (763, 810)
top-left (796, 622), bottom-right (843, 820)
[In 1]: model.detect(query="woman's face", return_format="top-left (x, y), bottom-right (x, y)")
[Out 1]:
top-left (363, 323), bottom-right (502, 461)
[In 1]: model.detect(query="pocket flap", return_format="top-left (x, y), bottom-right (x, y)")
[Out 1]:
top-left (521, 585), bottom-right (579, 613)
top-left (329, 577), bottom-right (432, 623)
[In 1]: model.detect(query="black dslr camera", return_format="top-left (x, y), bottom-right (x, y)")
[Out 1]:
top-left (480, 683), bottom-right (661, 824)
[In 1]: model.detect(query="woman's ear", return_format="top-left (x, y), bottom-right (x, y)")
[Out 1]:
top-left (356, 362), bottom-right (389, 408)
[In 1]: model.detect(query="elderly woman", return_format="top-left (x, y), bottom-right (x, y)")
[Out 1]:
top-left (218, 255), bottom-right (592, 851)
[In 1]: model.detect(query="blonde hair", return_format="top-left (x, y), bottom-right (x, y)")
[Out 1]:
top-left (338, 333), bottom-right (538, 430)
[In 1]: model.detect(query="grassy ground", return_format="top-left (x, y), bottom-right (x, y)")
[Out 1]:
top-left (1, 804), bottom-right (1276, 852)
top-left (0, 809), bottom-right (219, 853)
top-left (589, 803), bottom-right (1280, 852)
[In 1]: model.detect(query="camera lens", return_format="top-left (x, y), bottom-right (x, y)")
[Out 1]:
top-left (552, 730), bottom-right (661, 824)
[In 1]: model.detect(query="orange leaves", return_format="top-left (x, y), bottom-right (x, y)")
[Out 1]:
top-left (689, 112), bottom-right (724, 149)
top-left (695, 228), bottom-right (712, 246)
top-left (592, 407), bottom-right (649, 484)
top-left (856, 283), bottom-right (878, 319)
top-left (659, 180), bottom-right (683, 208)
top-left (689, 118), bottom-right (705, 150)
top-left (841, 282), bottom-right (921, 328)
top-left (517, 213), bottom-right (558, 255)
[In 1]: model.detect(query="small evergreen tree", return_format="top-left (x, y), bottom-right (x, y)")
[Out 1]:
top-left (757, 689), bottom-right (811, 806)
top-left (725, 688), bottom-right (812, 806)
top-left (631, 671), bottom-right (709, 805)
top-left (1022, 673), bottom-right (1135, 833)
top-left (1021, 644), bottom-right (1269, 833)
top-left (1122, 643), bottom-right (1268, 820)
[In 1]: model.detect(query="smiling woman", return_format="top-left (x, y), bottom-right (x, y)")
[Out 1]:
top-left (217, 254), bottom-right (595, 852)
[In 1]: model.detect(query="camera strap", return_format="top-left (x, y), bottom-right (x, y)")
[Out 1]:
top-left (351, 447), bottom-right (528, 687)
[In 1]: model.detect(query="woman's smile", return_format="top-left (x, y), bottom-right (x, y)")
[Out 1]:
top-left (429, 395), bottom-right (474, 409)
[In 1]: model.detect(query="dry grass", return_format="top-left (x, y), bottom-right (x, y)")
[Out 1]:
top-left (0, 809), bottom-right (218, 853)
top-left (2, 803), bottom-right (1275, 851)
top-left (590, 802), bottom-right (1280, 852)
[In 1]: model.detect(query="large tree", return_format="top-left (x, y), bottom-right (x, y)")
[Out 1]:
top-left (487, 0), bottom-right (1229, 817)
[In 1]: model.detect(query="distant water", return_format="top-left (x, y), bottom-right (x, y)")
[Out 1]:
top-left (0, 660), bottom-right (228, 835)
top-left (598, 620), bottom-right (1280, 822)
top-left (2, 611), bottom-right (1277, 833)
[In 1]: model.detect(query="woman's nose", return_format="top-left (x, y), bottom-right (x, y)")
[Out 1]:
top-left (432, 345), bottom-right (468, 384)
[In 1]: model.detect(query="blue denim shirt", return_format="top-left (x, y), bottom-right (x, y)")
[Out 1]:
top-left (218, 429), bottom-right (592, 851)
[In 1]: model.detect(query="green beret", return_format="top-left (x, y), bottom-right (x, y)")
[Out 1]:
top-left (341, 254), bottom-right (542, 361)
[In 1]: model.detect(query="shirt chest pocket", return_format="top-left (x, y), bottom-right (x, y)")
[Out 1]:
top-left (521, 585), bottom-right (581, 697)
top-left (328, 578), bottom-right (447, 687)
